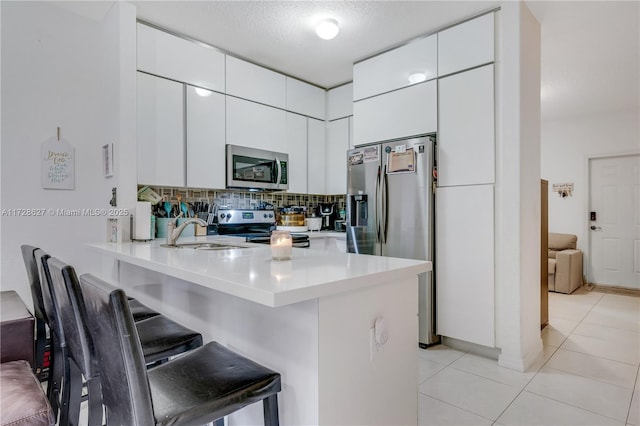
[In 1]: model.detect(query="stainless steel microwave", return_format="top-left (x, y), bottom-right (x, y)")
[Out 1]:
top-left (226, 144), bottom-right (289, 191)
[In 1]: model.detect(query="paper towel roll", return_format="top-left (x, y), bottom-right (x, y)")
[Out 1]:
top-left (134, 201), bottom-right (152, 240)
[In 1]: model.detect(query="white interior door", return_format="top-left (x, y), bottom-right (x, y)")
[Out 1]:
top-left (588, 154), bottom-right (640, 289)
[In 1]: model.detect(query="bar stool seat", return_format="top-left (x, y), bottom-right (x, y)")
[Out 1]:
top-left (135, 315), bottom-right (202, 364)
top-left (128, 298), bottom-right (161, 321)
top-left (150, 342), bottom-right (281, 425)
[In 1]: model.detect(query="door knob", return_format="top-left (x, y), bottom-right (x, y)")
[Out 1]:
top-left (590, 225), bottom-right (602, 231)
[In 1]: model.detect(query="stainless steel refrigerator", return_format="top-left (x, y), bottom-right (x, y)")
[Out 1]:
top-left (346, 135), bottom-right (438, 346)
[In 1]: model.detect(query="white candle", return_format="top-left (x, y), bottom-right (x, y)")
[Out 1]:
top-left (271, 231), bottom-right (292, 260)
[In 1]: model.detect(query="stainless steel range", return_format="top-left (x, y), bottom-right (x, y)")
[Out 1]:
top-left (214, 209), bottom-right (310, 248)
top-left (215, 209), bottom-right (276, 236)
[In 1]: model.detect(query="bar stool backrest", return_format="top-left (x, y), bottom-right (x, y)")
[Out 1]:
top-left (79, 274), bottom-right (155, 425)
top-left (47, 258), bottom-right (98, 379)
top-left (33, 249), bottom-right (65, 349)
top-left (20, 245), bottom-right (48, 324)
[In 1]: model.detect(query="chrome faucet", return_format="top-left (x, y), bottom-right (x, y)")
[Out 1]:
top-left (166, 214), bottom-right (207, 246)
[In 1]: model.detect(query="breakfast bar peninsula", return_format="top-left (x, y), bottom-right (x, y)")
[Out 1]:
top-left (89, 236), bottom-right (430, 425)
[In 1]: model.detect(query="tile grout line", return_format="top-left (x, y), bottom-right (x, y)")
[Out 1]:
top-left (524, 387), bottom-right (630, 423)
top-left (417, 393), bottom-right (496, 424)
top-left (626, 367), bottom-right (640, 426)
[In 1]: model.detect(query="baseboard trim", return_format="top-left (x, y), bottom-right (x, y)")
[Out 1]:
top-left (584, 283), bottom-right (640, 298)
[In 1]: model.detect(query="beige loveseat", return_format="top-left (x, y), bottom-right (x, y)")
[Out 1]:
top-left (548, 233), bottom-right (583, 294)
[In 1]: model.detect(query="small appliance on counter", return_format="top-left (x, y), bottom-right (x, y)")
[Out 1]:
top-left (276, 206), bottom-right (307, 232)
top-left (317, 203), bottom-right (338, 230)
top-left (305, 217), bottom-right (322, 231)
top-left (333, 220), bottom-right (346, 232)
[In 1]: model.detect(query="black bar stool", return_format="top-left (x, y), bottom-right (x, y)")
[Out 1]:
top-left (80, 273), bottom-right (281, 426)
top-left (31, 249), bottom-right (203, 425)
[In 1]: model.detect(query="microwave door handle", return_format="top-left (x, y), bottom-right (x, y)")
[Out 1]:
top-left (275, 156), bottom-right (282, 188)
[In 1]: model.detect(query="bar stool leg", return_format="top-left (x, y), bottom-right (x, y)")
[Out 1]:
top-left (263, 394), bottom-right (279, 426)
top-left (86, 378), bottom-right (103, 426)
top-left (62, 360), bottom-right (82, 426)
top-left (47, 342), bottom-right (62, 419)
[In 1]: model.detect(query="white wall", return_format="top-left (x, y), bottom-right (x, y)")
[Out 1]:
top-left (495, 1), bottom-right (543, 372)
top-left (0, 1), bottom-right (135, 304)
top-left (541, 108), bottom-right (640, 253)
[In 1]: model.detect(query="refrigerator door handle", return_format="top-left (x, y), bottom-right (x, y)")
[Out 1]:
top-left (375, 164), bottom-right (381, 242)
top-left (382, 164), bottom-right (389, 243)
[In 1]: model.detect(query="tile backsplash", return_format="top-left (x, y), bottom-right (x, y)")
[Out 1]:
top-left (143, 186), bottom-right (346, 215)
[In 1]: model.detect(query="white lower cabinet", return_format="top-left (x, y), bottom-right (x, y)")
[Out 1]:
top-left (137, 72), bottom-right (185, 187)
top-left (286, 112), bottom-right (308, 194)
top-left (307, 118), bottom-right (326, 194)
top-left (326, 117), bottom-right (350, 195)
top-left (186, 86), bottom-right (226, 189)
top-left (352, 81), bottom-right (437, 146)
top-left (226, 96), bottom-right (287, 153)
top-left (436, 184), bottom-right (495, 347)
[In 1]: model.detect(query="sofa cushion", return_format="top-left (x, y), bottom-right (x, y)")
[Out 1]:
top-left (549, 233), bottom-right (577, 250)
top-left (548, 259), bottom-right (556, 274)
top-left (0, 360), bottom-right (54, 426)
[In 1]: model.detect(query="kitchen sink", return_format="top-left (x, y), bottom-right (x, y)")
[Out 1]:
top-left (160, 242), bottom-right (248, 250)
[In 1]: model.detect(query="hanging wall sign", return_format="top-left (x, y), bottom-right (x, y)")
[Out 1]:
top-left (41, 137), bottom-right (75, 190)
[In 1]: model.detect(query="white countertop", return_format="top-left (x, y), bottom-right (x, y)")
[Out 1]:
top-left (88, 236), bottom-right (430, 308)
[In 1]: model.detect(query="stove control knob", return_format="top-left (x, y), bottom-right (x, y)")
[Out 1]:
top-left (226, 213), bottom-right (232, 220)
top-left (263, 213), bottom-right (267, 218)
top-left (219, 213), bottom-right (225, 220)
top-left (269, 213), bottom-right (273, 218)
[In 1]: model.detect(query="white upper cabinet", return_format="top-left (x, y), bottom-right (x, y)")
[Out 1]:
top-left (136, 23), bottom-right (225, 92)
top-left (353, 35), bottom-right (437, 101)
top-left (186, 86), bottom-right (226, 189)
top-left (326, 117), bottom-right (350, 195)
top-left (226, 56), bottom-right (286, 109)
top-left (226, 96), bottom-right (287, 153)
top-left (285, 112), bottom-right (308, 194)
top-left (353, 81), bottom-right (437, 146)
top-left (307, 118), bottom-right (326, 195)
top-left (437, 64), bottom-right (495, 187)
top-left (286, 78), bottom-right (325, 120)
top-left (438, 13), bottom-right (495, 77)
top-left (327, 83), bottom-right (353, 121)
top-left (137, 72), bottom-right (185, 187)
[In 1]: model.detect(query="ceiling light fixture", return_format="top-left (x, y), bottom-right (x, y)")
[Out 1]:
top-left (315, 18), bottom-right (339, 40)
top-left (195, 87), bottom-right (213, 97)
top-left (408, 72), bottom-right (427, 84)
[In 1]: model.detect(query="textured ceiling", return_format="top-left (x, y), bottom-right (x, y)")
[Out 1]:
top-left (131, 0), bottom-right (499, 88)
top-left (50, 1), bottom-right (639, 121)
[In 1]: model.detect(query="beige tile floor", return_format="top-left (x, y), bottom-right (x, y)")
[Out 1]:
top-left (419, 289), bottom-right (640, 426)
